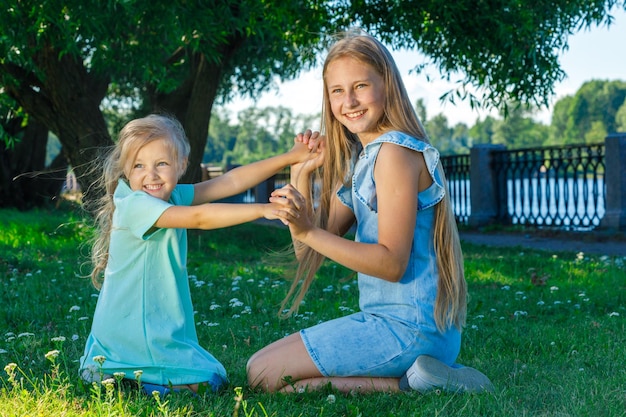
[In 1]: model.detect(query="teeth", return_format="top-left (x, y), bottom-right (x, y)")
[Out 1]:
top-left (145, 184), bottom-right (161, 190)
top-left (346, 110), bottom-right (365, 118)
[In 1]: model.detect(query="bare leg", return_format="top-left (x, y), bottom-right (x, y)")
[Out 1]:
top-left (247, 332), bottom-right (401, 394)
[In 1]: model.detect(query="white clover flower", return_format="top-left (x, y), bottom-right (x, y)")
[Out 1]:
top-left (114, 372), bottom-right (126, 379)
top-left (501, 285), bottom-right (510, 291)
top-left (209, 303), bottom-right (221, 310)
top-left (101, 377), bottom-right (115, 386)
top-left (326, 394), bottom-right (336, 403)
top-left (45, 350), bottom-right (60, 361)
top-left (134, 370), bottom-right (143, 379)
top-left (93, 355), bottom-right (106, 365)
top-left (229, 298), bottom-right (244, 307)
top-left (0, 349), bottom-right (7, 354)
top-left (17, 332), bottom-right (35, 338)
top-left (4, 363), bottom-right (17, 374)
top-left (513, 311), bottom-right (528, 318)
top-left (72, 335), bottom-right (79, 341)
top-left (550, 286), bottom-right (559, 292)
top-left (69, 305), bottom-right (80, 312)
top-left (609, 312), bottom-right (620, 317)
top-left (51, 336), bottom-right (66, 343)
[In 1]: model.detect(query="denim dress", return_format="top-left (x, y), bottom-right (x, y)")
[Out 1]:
top-left (300, 131), bottom-right (462, 377)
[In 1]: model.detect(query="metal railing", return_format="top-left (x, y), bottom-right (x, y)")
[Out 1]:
top-left (441, 154), bottom-right (471, 225)
top-left (441, 142), bottom-right (606, 230)
top-left (213, 142), bottom-right (610, 231)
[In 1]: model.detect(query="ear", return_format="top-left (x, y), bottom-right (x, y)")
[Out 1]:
top-left (179, 157), bottom-right (189, 177)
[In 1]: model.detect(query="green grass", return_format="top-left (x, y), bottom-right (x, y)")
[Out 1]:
top-left (0, 207), bottom-right (624, 416)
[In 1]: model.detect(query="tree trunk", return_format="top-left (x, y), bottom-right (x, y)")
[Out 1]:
top-left (0, 117), bottom-right (64, 209)
top-left (151, 42), bottom-right (243, 184)
top-left (3, 42), bottom-right (112, 209)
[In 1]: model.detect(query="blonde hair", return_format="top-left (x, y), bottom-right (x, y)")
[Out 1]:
top-left (281, 30), bottom-right (467, 331)
top-left (89, 114), bottom-right (190, 288)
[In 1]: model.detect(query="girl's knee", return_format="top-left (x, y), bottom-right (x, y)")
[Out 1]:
top-left (246, 354), bottom-right (268, 391)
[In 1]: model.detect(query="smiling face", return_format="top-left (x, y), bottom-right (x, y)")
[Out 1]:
top-left (325, 56), bottom-right (386, 144)
top-left (127, 138), bottom-right (179, 201)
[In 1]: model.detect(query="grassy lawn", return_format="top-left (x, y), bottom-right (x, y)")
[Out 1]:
top-left (0, 207), bottom-right (624, 416)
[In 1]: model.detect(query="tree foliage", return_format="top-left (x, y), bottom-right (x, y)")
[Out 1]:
top-left (343, 0), bottom-right (624, 110)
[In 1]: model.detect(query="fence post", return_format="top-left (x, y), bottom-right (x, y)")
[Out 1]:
top-left (600, 133), bottom-right (626, 231)
top-left (468, 144), bottom-right (506, 227)
top-left (254, 176), bottom-right (275, 203)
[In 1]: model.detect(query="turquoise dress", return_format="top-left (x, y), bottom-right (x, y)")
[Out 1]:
top-left (80, 180), bottom-right (227, 389)
top-left (300, 131), bottom-right (461, 377)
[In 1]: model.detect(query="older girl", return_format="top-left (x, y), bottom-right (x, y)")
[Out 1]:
top-left (247, 31), bottom-right (493, 394)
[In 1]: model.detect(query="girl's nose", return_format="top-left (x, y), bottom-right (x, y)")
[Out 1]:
top-left (345, 91), bottom-right (358, 107)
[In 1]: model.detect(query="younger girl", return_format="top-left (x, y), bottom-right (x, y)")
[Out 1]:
top-left (80, 114), bottom-right (319, 395)
top-left (247, 31), bottom-right (493, 394)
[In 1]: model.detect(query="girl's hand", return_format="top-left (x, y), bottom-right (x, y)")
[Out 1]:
top-left (269, 184), bottom-right (314, 236)
top-left (290, 129), bottom-right (325, 174)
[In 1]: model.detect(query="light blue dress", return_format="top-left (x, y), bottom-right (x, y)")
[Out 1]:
top-left (300, 131), bottom-right (461, 377)
top-left (80, 180), bottom-right (227, 389)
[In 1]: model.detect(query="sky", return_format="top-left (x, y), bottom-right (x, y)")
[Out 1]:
top-left (223, 8), bottom-right (626, 126)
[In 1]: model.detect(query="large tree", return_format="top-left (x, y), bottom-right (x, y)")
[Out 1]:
top-left (1, 0), bottom-right (623, 208)
top-left (0, 0), bottom-right (331, 207)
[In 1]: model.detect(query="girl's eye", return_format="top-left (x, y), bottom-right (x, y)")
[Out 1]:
top-left (133, 163), bottom-right (143, 169)
top-left (355, 83), bottom-right (367, 89)
top-left (330, 88), bottom-right (343, 94)
top-left (157, 161), bottom-right (169, 167)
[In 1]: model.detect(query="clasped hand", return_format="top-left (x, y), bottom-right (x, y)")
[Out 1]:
top-left (269, 184), bottom-right (313, 236)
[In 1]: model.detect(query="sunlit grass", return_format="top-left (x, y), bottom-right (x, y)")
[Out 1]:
top-left (0, 207), bottom-right (624, 416)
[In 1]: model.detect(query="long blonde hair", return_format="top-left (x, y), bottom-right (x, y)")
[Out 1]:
top-left (281, 30), bottom-right (467, 331)
top-left (89, 114), bottom-right (190, 288)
